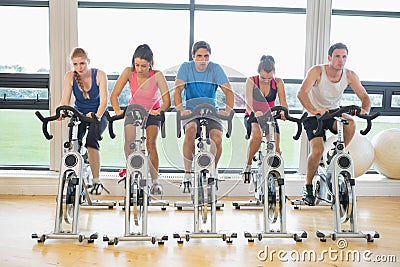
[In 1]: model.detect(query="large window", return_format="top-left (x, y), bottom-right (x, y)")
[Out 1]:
top-left (1, 1), bottom-right (399, 172)
top-left (195, 11), bottom-right (306, 79)
top-left (331, 16), bottom-right (400, 82)
top-left (0, 6), bottom-right (49, 73)
top-left (78, 8), bottom-right (189, 75)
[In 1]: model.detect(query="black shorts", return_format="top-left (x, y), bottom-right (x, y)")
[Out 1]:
top-left (71, 114), bottom-right (108, 150)
top-left (303, 116), bottom-right (337, 141)
top-left (124, 113), bottom-right (161, 128)
top-left (243, 115), bottom-right (280, 134)
top-left (184, 118), bottom-right (223, 138)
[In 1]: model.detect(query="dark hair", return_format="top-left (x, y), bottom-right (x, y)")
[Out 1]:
top-left (132, 44), bottom-right (154, 70)
top-left (328, 42), bottom-right (348, 56)
top-left (192, 41), bottom-right (211, 55)
top-left (257, 55), bottom-right (275, 73)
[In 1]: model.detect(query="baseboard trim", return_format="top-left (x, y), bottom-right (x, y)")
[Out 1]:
top-left (0, 170), bottom-right (399, 197)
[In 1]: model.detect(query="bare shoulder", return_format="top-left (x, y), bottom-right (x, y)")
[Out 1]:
top-left (64, 71), bottom-right (75, 84)
top-left (153, 69), bottom-right (165, 76)
top-left (246, 76), bottom-right (255, 84)
top-left (309, 65), bottom-right (323, 76)
top-left (153, 69), bottom-right (166, 81)
top-left (65, 70), bottom-right (74, 79)
top-left (96, 69), bottom-right (107, 77)
top-left (345, 68), bottom-right (357, 78)
top-left (275, 77), bottom-right (284, 85)
top-left (345, 68), bottom-right (361, 83)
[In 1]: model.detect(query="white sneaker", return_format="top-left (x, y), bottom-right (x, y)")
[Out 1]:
top-left (242, 164), bottom-right (252, 184)
top-left (242, 164), bottom-right (252, 173)
top-left (150, 183), bottom-right (163, 196)
top-left (182, 173), bottom-right (192, 193)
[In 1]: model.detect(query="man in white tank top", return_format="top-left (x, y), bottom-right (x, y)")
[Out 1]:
top-left (297, 43), bottom-right (371, 205)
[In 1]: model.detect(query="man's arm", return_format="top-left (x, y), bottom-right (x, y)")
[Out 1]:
top-left (220, 82), bottom-right (234, 112)
top-left (297, 65), bottom-right (326, 115)
top-left (347, 69), bottom-right (371, 114)
top-left (173, 78), bottom-right (185, 112)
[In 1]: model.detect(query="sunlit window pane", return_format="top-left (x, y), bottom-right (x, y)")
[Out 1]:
top-left (0, 7), bottom-right (49, 73)
top-left (79, 0), bottom-right (188, 3)
top-left (392, 95), bottom-right (400, 108)
top-left (0, 110), bottom-right (50, 166)
top-left (331, 16), bottom-right (400, 82)
top-left (196, 0), bottom-right (306, 8)
top-left (195, 11), bottom-right (306, 79)
top-left (333, 0), bottom-right (400, 12)
top-left (78, 8), bottom-right (189, 75)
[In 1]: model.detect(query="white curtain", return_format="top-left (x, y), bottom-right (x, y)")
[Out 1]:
top-left (49, 0), bottom-right (78, 171)
top-left (298, 0), bottom-right (332, 174)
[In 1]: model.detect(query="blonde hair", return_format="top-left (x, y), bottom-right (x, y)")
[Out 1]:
top-left (71, 47), bottom-right (90, 99)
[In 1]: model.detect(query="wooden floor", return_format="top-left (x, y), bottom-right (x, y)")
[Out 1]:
top-left (1, 195), bottom-right (399, 267)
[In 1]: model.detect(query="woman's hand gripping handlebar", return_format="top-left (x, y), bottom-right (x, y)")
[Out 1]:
top-left (35, 105), bottom-right (102, 141)
top-left (105, 104), bottom-right (166, 139)
top-left (313, 105), bottom-right (380, 136)
top-left (176, 104), bottom-right (235, 138)
top-left (246, 106), bottom-right (308, 141)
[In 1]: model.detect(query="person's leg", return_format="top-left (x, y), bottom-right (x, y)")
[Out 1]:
top-left (274, 132), bottom-right (281, 153)
top-left (246, 123), bottom-right (262, 166)
top-left (306, 137), bottom-right (325, 184)
top-left (183, 121), bottom-right (197, 174)
top-left (88, 146), bottom-right (100, 183)
top-left (146, 125), bottom-right (159, 182)
top-left (341, 113), bottom-right (356, 146)
top-left (301, 137), bottom-right (324, 205)
top-left (209, 128), bottom-right (223, 167)
top-left (124, 124), bottom-right (136, 159)
top-left (181, 121), bottom-right (197, 190)
top-left (146, 124), bottom-right (164, 196)
top-left (86, 116), bottom-right (109, 194)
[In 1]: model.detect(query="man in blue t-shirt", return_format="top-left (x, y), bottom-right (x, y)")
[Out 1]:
top-left (174, 41), bottom-right (234, 191)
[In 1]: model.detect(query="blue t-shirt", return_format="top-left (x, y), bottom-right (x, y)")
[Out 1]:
top-left (72, 68), bottom-right (100, 114)
top-left (176, 61), bottom-right (229, 110)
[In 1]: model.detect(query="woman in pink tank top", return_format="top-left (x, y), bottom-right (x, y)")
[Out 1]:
top-left (110, 44), bottom-right (171, 194)
top-left (242, 55), bottom-right (288, 176)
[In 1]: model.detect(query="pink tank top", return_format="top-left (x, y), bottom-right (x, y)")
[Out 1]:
top-left (128, 70), bottom-right (161, 110)
top-left (245, 76), bottom-right (277, 116)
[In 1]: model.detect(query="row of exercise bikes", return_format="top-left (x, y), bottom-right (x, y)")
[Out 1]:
top-left (32, 104), bottom-right (380, 245)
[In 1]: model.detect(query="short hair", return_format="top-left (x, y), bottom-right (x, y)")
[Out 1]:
top-left (258, 55), bottom-right (275, 73)
top-left (192, 41), bottom-right (211, 55)
top-left (328, 42), bottom-right (348, 56)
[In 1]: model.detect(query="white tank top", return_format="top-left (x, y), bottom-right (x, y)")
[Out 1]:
top-left (308, 65), bottom-right (348, 110)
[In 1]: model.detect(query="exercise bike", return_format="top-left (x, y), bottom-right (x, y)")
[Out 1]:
top-left (232, 106), bottom-right (308, 242)
top-left (173, 104), bottom-right (237, 244)
top-left (32, 105), bottom-right (115, 243)
top-left (103, 104), bottom-right (168, 245)
top-left (295, 105), bottom-right (380, 242)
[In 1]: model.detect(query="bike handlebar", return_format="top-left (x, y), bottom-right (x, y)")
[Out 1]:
top-left (105, 104), bottom-right (166, 139)
top-left (35, 105), bottom-right (102, 140)
top-left (176, 104), bottom-right (235, 139)
top-left (246, 106), bottom-right (307, 141)
top-left (313, 105), bottom-right (380, 136)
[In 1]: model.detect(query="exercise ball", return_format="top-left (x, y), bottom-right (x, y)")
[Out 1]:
top-left (323, 131), bottom-right (374, 177)
top-left (371, 128), bottom-right (400, 179)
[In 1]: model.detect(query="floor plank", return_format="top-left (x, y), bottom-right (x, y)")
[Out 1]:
top-left (1, 195), bottom-right (399, 266)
